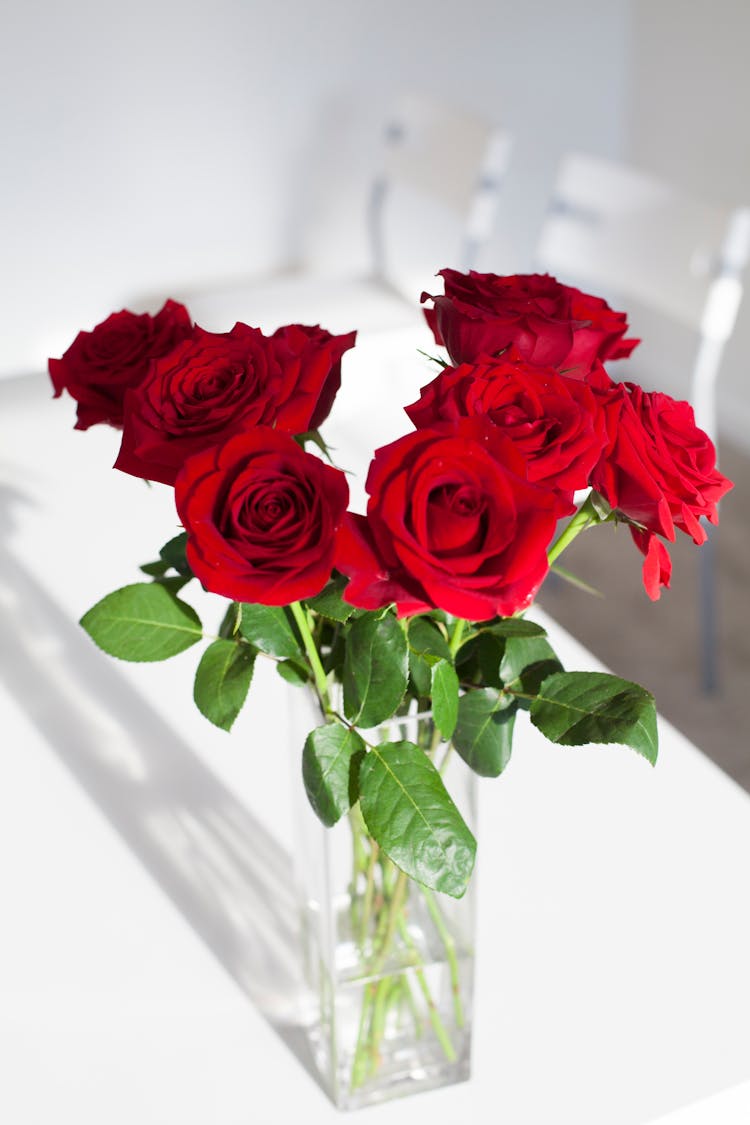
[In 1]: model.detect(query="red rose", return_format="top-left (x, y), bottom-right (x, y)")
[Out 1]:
top-left (336, 419), bottom-right (559, 620)
top-left (421, 269), bottom-right (639, 377)
top-left (48, 300), bottom-right (193, 429)
top-left (115, 322), bottom-right (355, 485)
top-left (175, 427), bottom-right (349, 605)
top-left (270, 323), bottom-right (356, 431)
top-left (405, 352), bottom-right (607, 508)
top-left (591, 383), bottom-right (733, 599)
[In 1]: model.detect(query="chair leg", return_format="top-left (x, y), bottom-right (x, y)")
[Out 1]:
top-left (699, 521), bottom-right (718, 695)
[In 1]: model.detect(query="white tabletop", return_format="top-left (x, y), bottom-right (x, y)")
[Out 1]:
top-left (2, 374), bottom-right (750, 1124)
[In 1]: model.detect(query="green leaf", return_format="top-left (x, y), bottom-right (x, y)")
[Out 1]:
top-left (140, 559), bottom-right (169, 577)
top-left (159, 532), bottom-right (191, 576)
top-left (409, 648), bottom-right (432, 698)
top-left (500, 636), bottom-right (563, 695)
top-left (153, 574), bottom-right (192, 594)
top-left (431, 660), bottom-right (459, 740)
top-left (305, 574), bottom-right (356, 622)
top-left (218, 601), bottom-right (242, 639)
top-left (358, 741), bottom-right (476, 897)
top-left (323, 628), bottom-right (347, 678)
top-left (303, 723), bottom-right (367, 827)
top-left (530, 671), bottom-right (658, 764)
top-left (408, 616), bottom-right (452, 662)
top-left (453, 688), bottom-right (517, 776)
top-left (276, 660), bottom-right (310, 686)
top-left (239, 603), bottom-right (303, 661)
top-left (193, 639), bottom-right (255, 731)
top-left (80, 583), bottom-right (203, 662)
top-left (343, 613), bottom-right (408, 728)
top-left (481, 617), bottom-right (547, 639)
top-left (408, 616), bottom-right (452, 697)
top-left (455, 632), bottom-right (505, 688)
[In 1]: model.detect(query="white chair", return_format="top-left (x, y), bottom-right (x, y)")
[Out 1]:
top-left (174, 93), bottom-right (513, 338)
top-left (536, 151), bottom-right (750, 692)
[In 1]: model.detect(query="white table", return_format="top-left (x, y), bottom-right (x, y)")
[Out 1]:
top-left (2, 374), bottom-right (750, 1124)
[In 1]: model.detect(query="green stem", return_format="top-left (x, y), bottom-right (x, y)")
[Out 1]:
top-left (422, 888), bottom-right (464, 1028)
top-left (369, 977), bottom-right (395, 1071)
top-left (399, 976), bottom-right (424, 1037)
top-left (449, 617), bottom-right (467, 657)
top-left (289, 600), bottom-right (329, 709)
top-left (371, 870), bottom-right (409, 974)
top-left (351, 982), bottom-right (377, 1089)
top-left (438, 741), bottom-right (454, 776)
top-left (348, 809), bottom-right (367, 933)
top-left (547, 492), bottom-right (602, 566)
top-left (359, 840), bottom-right (379, 946)
top-left (429, 722), bottom-right (445, 757)
top-left (396, 916), bottom-right (457, 1062)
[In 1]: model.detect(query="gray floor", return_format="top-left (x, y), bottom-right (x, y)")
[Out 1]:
top-left (538, 439), bottom-right (750, 792)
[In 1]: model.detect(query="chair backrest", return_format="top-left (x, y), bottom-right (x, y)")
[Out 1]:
top-left (369, 94), bottom-right (512, 300)
top-left (536, 152), bottom-right (750, 442)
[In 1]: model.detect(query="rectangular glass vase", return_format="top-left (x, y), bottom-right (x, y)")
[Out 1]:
top-left (290, 691), bottom-right (476, 1110)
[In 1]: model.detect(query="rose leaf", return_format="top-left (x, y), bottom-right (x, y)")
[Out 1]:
top-left (481, 617), bottom-right (547, 639)
top-left (408, 616), bottom-right (452, 697)
top-left (193, 639), bottom-right (256, 731)
top-left (80, 582), bottom-right (203, 662)
top-left (276, 660), bottom-right (310, 687)
top-left (305, 574), bottom-right (356, 623)
top-left (453, 688), bottom-right (517, 777)
top-left (530, 671), bottom-right (658, 764)
top-left (140, 559), bottom-right (170, 578)
top-left (239, 603), bottom-right (304, 662)
top-left (455, 632), bottom-right (505, 688)
top-left (159, 532), bottom-right (192, 577)
top-left (302, 723), bottom-right (366, 827)
top-left (431, 659), bottom-right (459, 741)
top-left (343, 613), bottom-right (408, 728)
top-left (359, 741), bottom-right (476, 898)
top-left (500, 635), bottom-right (564, 699)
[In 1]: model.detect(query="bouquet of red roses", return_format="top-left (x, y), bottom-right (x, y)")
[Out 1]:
top-left (50, 268), bottom-right (732, 1101)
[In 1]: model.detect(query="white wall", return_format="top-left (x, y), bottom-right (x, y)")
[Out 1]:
top-left (1, 0), bottom-right (631, 375)
top-left (627, 0), bottom-right (750, 449)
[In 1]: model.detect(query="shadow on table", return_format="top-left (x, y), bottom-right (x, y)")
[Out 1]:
top-left (0, 484), bottom-right (325, 1097)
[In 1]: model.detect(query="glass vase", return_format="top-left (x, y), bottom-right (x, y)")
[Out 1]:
top-left (289, 687), bottom-right (476, 1110)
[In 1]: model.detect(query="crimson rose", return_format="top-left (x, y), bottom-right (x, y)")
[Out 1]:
top-left (116, 322), bottom-right (355, 485)
top-left (591, 382), bottom-right (733, 599)
top-left (270, 323), bottom-right (356, 432)
top-left (49, 300), bottom-right (193, 430)
top-left (405, 352), bottom-right (607, 510)
top-left (175, 427), bottom-right (349, 605)
top-left (337, 419), bottom-right (559, 620)
top-left (422, 269), bottom-right (638, 377)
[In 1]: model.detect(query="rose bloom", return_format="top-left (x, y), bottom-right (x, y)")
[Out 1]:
top-left (421, 269), bottom-right (639, 377)
top-left (270, 323), bottom-right (356, 431)
top-left (591, 382), bottom-right (733, 599)
top-left (336, 419), bottom-right (559, 620)
top-left (175, 427), bottom-right (349, 605)
top-left (115, 322), bottom-right (355, 485)
top-left (405, 352), bottom-right (607, 510)
top-left (49, 300), bottom-right (193, 429)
